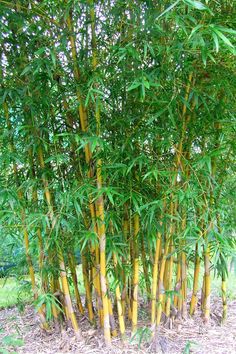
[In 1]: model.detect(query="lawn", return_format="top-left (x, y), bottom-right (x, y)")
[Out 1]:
top-left (0, 277), bottom-right (32, 309)
top-left (0, 266), bottom-right (235, 310)
top-left (0, 266), bottom-right (84, 310)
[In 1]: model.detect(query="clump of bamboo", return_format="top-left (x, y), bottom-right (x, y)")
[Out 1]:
top-left (0, 0), bottom-right (235, 348)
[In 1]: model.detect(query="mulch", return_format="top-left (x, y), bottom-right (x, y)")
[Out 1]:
top-left (0, 297), bottom-right (235, 354)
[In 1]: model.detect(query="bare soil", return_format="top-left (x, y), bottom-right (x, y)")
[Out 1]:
top-left (0, 297), bottom-right (235, 354)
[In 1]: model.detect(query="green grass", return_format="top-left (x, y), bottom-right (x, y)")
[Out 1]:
top-left (0, 267), bottom-right (84, 310)
top-left (0, 266), bottom-right (235, 311)
top-left (0, 277), bottom-right (32, 309)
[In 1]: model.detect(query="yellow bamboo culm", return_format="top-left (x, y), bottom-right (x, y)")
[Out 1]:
top-left (95, 220), bottom-right (105, 327)
top-left (156, 239), bottom-right (170, 327)
top-left (190, 244), bottom-right (200, 316)
top-left (113, 252), bottom-right (126, 339)
top-left (113, 248), bottom-right (125, 340)
top-left (131, 213), bottom-right (140, 335)
top-left (174, 256), bottom-right (181, 309)
top-left (141, 233), bottom-right (151, 296)
top-left (163, 251), bottom-right (170, 307)
top-left (96, 159), bottom-right (111, 345)
top-left (221, 275), bottom-right (227, 323)
top-left (181, 250), bottom-right (187, 318)
top-left (201, 275), bottom-right (205, 312)
top-left (121, 213), bottom-right (129, 316)
top-left (81, 248), bottom-right (94, 323)
top-left (165, 242), bottom-right (174, 318)
top-left (115, 284), bottom-right (126, 339)
top-left (129, 218), bottom-right (134, 318)
top-left (156, 202), bottom-right (175, 328)
top-left (151, 231), bottom-right (161, 333)
top-left (90, 206), bottom-right (103, 326)
top-left (50, 277), bottom-right (60, 323)
top-left (165, 201), bottom-right (177, 320)
top-left (108, 297), bottom-right (117, 337)
top-left (203, 245), bottom-right (211, 323)
top-left (58, 250), bottom-right (81, 338)
top-left (68, 253), bottom-right (84, 315)
top-left (216, 214), bottom-right (227, 323)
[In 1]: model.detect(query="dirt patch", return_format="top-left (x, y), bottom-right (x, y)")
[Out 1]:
top-left (0, 298), bottom-right (235, 354)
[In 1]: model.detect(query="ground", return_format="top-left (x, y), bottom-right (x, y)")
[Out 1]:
top-left (1, 273), bottom-right (236, 354)
top-left (0, 297), bottom-right (236, 354)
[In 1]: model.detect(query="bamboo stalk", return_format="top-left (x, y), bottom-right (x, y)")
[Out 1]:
top-left (190, 244), bottom-right (201, 316)
top-left (203, 244), bottom-right (211, 323)
top-left (113, 253), bottom-right (126, 339)
top-left (81, 247), bottom-right (95, 323)
top-left (108, 294), bottom-right (117, 337)
top-left (121, 208), bottom-right (129, 316)
top-left (151, 230), bottom-right (162, 331)
top-left (96, 160), bottom-right (111, 344)
top-left (68, 252), bottom-right (84, 315)
top-left (156, 238), bottom-right (170, 327)
top-left (221, 274), bottom-right (227, 323)
top-left (174, 256), bottom-right (181, 309)
top-left (110, 220), bottom-right (126, 339)
top-left (58, 250), bottom-right (81, 338)
top-left (141, 232), bottom-right (151, 296)
top-left (131, 213), bottom-right (140, 335)
top-left (165, 241), bottom-right (174, 318)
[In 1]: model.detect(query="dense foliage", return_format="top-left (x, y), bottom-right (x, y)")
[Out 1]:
top-left (0, 0), bottom-right (235, 345)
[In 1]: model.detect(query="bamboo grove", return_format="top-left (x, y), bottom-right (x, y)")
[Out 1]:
top-left (0, 0), bottom-right (236, 346)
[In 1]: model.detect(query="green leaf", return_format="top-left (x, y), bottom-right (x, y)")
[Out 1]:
top-left (127, 81), bottom-right (141, 91)
top-left (189, 24), bottom-right (204, 39)
top-left (143, 79), bottom-right (150, 89)
top-left (156, 0), bottom-right (180, 21)
top-left (107, 191), bottom-right (114, 205)
top-left (212, 32), bottom-right (219, 53)
top-left (212, 28), bottom-right (234, 48)
top-left (50, 50), bottom-right (56, 67)
top-left (214, 26), bottom-right (236, 36)
top-left (35, 47), bottom-right (46, 55)
top-left (201, 47), bottom-right (207, 66)
top-left (147, 107), bottom-right (168, 124)
top-left (20, 65), bottom-right (31, 76)
top-left (184, 0), bottom-right (207, 10)
top-left (207, 52), bottom-right (216, 63)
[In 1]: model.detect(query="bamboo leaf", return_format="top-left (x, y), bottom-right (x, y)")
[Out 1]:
top-left (184, 0), bottom-right (207, 10)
